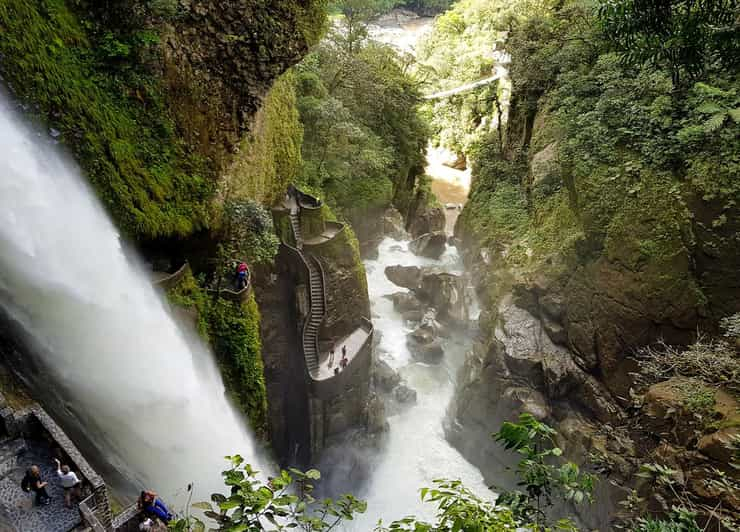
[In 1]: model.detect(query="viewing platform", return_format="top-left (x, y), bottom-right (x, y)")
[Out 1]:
top-left (273, 186), bottom-right (373, 400)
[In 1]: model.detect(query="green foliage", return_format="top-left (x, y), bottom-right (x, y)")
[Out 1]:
top-left (294, 17), bottom-right (428, 223)
top-left (598, 0), bottom-right (739, 87)
top-left (170, 456), bottom-right (366, 531)
top-left (223, 200), bottom-right (280, 267)
top-left (208, 295), bottom-right (268, 436)
top-left (0, 0), bottom-right (214, 239)
top-left (167, 270), bottom-right (268, 436)
top-left (632, 508), bottom-right (701, 532)
top-left (226, 72), bottom-right (304, 206)
top-left (494, 414), bottom-right (596, 528)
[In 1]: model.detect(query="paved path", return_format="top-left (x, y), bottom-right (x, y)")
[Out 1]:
top-left (315, 326), bottom-right (371, 381)
top-left (0, 439), bottom-right (81, 532)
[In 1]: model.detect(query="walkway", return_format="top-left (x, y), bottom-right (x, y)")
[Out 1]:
top-left (0, 438), bottom-right (81, 532)
top-left (303, 223), bottom-right (342, 246)
top-left (424, 73), bottom-right (502, 100)
top-left (314, 324), bottom-right (372, 381)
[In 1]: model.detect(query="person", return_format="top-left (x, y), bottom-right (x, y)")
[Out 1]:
top-left (334, 367), bottom-right (339, 376)
top-left (328, 347), bottom-right (335, 368)
top-left (235, 262), bottom-right (249, 290)
top-left (340, 345), bottom-right (348, 368)
top-left (23, 465), bottom-right (50, 505)
top-left (54, 458), bottom-right (81, 508)
top-left (138, 490), bottom-right (173, 523)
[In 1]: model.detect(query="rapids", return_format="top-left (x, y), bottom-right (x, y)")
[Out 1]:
top-left (0, 91), bottom-right (267, 504)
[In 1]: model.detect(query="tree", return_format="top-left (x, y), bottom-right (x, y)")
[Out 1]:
top-left (598, 0), bottom-right (739, 87)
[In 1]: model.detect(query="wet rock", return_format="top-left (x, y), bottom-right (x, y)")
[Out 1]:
top-left (394, 383), bottom-right (418, 404)
top-left (401, 310), bottom-right (424, 322)
top-left (419, 272), bottom-right (469, 324)
top-left (542, 315), bottom-right (568, 345)
top-left (386, 292), bottom-right (422, 313)
top-left (408, 206), bottom-right (445, 238)
top-left (409, 231), bottom-right (447, 259)
top-left (374, 359), bottom-right (401, 392)
top-left (420, 309), bottom-right (452, 338)
top-left (385, 265), bottom-right (422, 290)
top-left (408, 338), bottom-right (444, 364)
top-left (530, 142), bottom-right (560, 198)
top-left (408, 326), bottom-right (435, 345)
top-left (502, 387), bottom-right (550, 420)
top-left (365, 394), bottom-right (389, 434)
top-left (382, 207), bottom-right (406, 240)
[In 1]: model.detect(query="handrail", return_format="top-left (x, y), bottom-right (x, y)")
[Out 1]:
top-left (152, 262), bottom-right (189, 289)
top-left (308, 254), bottom-right (328, 376)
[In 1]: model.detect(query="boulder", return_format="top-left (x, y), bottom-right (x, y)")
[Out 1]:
top-left (382, 207), bottom-right (406, 239)
top-left (419, 272), bottom-right (469, 324)
top-left (408, 338), bottom-right (444, 364)
top-left (386, 292), bottom-right (422, 313)
top-left (385, 265), bottom-right (422, 290)
top-left (408, 327), bottom-right (435, 345)
top-left (374, 359), bottom-right (401, 392)
top-left (408, 206), bottom-right (445, 238)
top-left (698, 427), bottom-right (740, 463)
top-left (394, 384), bottom-right (418, 404)
top-left (409, 232), bottom-right (447, 259)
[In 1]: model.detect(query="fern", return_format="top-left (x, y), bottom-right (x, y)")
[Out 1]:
top-left (728, 107), bottom-right (740, 123)
top-left (702, 112), bottom-right (726, 133)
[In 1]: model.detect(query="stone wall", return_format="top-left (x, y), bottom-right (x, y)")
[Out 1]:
top-left (0, 392), bottom-right (113, 530)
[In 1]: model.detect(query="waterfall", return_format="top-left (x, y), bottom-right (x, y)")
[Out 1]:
top-left (0, 90), bottom-right (266, 503)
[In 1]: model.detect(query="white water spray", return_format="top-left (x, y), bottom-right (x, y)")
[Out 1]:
top-left (0, 92), bottom-right (266, 503)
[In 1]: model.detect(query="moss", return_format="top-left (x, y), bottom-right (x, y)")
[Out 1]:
top-left (208, 294), bottom-right (268, 437)
top-left (0, 0), bottom-right (214, 239)
top-left (225, 72), bottom-right (304, 206)
top-left (167, 270), bottom-right (267, 436)
top-left (166, 269), bottom-right (210, 339)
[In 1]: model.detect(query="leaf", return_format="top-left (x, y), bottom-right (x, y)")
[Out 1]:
top-left (192, 502), bottom-right (214, 511)
top-left (728, 107), bottom-right (740, 123)
top-left (702, 113), bottom-right (726, 133)
top-left (695, 102), bottom-right (723, 114)
top-left (305, 468), bottom-right (321, 480)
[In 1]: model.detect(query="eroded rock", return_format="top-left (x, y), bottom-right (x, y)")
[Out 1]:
top-left (374, 359), bottom-right (401, 393)
top-left (394, 384), bottom-right (418, 404)
top-left (408, 337), bottom-right (444, 364)
top-left (409, 232), bottom-right (447, 259)
top-left (385, 265), bottom-right (422, 290)
top-left (386, 292), bottom-right (422, 313)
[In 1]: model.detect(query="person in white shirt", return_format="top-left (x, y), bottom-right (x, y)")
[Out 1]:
top-left (53, 458), bottom-right (81, 508)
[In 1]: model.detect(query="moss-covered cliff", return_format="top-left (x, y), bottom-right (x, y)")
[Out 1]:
top-left (0, 0), bottom-right (326, 240)
top-left (445, 0), bottom-right (739, 527)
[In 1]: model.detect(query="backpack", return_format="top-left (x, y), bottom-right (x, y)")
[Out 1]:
top-left (21, 473), bottom-right (31, 492)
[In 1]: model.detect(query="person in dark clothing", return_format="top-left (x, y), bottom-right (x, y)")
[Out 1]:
top-left (23, 465), bottom-right (51, 505)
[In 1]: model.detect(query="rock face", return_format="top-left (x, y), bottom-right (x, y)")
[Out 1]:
top-left (409, 232), bottom-right (447, 259)
top-left (408, 337), bottom-right (444, 364)
top-left (408, 208), bottom-right (446, 239)
top-left (374, 358), bottom-right (401, 392)
top-left (419, 272), bottom-right (469, 324)
top-left (387, 292), bottom-right (422, 313)
top-left (382, 207), bottom-right (407, 240)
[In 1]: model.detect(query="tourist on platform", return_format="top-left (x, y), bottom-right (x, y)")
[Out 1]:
top-left (22, 465), bottom-right (50, 505)
top-left (328, 347), bottom-right (335, 367)
top-left (235, 262), bottom-right (249, 290)
top-left (138, 490), bottom-right (173, 523)
top-left (53, 458), bottom-right (81, 508)
top-left (340, 345), bottom-right (348, 368)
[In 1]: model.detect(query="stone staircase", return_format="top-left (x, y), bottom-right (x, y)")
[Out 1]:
top-left (289, 212), bottom-right (303, 250)
top-left (303, 256), bottom-right (325, 376)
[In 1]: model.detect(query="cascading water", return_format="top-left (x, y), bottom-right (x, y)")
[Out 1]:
top-left (344, 239), bottom-right (489, 529)
top-left (0, 91), bottom-right (266, 503)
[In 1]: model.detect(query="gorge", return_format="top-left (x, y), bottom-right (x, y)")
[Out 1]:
top-left (0, 0), bottom-right (738, 531)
